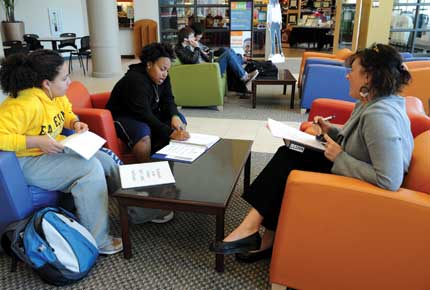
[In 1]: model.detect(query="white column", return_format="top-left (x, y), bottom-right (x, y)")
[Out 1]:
top-left (86, 0), bottom-right (122, 78)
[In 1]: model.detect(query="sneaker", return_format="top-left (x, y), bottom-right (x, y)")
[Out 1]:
top-left (98, 236), bottom-right (123, 255)
top-left (150, 211), bottom-right (174, 224)
top-left (244, 69), bottom-right (259, 84)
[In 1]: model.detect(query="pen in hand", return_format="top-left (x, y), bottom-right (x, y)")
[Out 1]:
top-left (313, 115), bottom-right (336, 124)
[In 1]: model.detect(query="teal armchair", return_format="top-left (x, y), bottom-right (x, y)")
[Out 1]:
top-left (169, 60), bottom-right (226, 110)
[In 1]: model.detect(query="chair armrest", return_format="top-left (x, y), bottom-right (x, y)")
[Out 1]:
top-left (73, 108), bottom-right (121, 157)
top-left (271, 170), bottom-right (430, 290)
top-left (0, 151), bottom-right (33, 232)
top-left (90, 92), bottom-right (111, 109)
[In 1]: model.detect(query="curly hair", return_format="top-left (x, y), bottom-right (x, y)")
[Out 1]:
top-left (139, 42), bottom-right (176, 66)
top-left (0, 49), bottom-right (64, 98)
top-left (345, 43), bottom-right (411, 98)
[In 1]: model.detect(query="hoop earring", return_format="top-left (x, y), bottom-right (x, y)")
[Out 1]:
top-left (359, 85), bottom-right (369, 101)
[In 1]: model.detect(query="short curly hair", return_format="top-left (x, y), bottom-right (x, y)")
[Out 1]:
top-left (0, 49), bottom-right (64, 98)
top-left (345, 43), bottom-right (411, 98)
top-left (139, 42), bottom-right (176, 66)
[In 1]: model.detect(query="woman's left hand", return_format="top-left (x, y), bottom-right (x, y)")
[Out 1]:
top-left (323, 134), bottom-right (343, 161)
top-left (73, 121), bottom-right (89, 133)
top-left (171, 115), bottom-right (184, 131)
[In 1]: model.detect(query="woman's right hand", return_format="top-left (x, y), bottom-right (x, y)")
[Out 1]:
top-left (170, 129), bottom-right (190, 141)
top-left (27, 135), bottom-right (64, 154)
top-left (312, 116), bottom-right (332, 135)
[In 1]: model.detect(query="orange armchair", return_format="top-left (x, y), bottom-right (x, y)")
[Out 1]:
top-left (298, 48), bottom-right (354, 92)
top-left (270, 130), bottom-right (430, 290)
top-left (66, 81), bottom-right (135, 163)
top-left (300, 97), bottom-right (430, 138)
top-left (400, 67), bottom-right (430, 115)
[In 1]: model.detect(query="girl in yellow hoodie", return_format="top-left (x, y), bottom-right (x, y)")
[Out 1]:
top-left (0, 50), bottom-right (122, 255)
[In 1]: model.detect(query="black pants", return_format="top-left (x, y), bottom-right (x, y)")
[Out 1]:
top-left (242, 145), bottom-right (333, 231)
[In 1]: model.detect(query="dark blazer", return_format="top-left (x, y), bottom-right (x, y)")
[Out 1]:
top-left (175, 44), bottom-right (210, 64)
top-left (106, 63), bottom-right (179, 139)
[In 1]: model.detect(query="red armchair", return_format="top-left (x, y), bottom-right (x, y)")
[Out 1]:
top-left (66, 81), bottom-right (135, 163)
top-left (300, 97), bottom-right (430, 138)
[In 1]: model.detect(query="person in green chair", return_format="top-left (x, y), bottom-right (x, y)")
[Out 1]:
top-left (106, 42), bottom-right (189, 163)
top-left (175, 26), bottom-right (258, 92)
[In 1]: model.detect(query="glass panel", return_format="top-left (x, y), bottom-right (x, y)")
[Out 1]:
top-left (394, 1), bottom-right (420, 4)
top-left (176, 0), bottom-right (195, 4)
top-left (253, 6), bottom-right (267, 29)
top-left (195, 7), bottom-right (230, 29)
top-left (391, 6), bottom-right (416, 30)
top-left (252, 29), bottom-right (265, 56)
top-left (389, 31), bottom-right (414, 50)
top-left (197, 0), bottom-right (228, 4)
top-left (338, 1), bottom-right (356, 49)
top-left (160, 7), bottom-right (179, 30)
top-left (201, 30), bottom-right (230, 47)
top-left (161, 33), bottom-right (178, 45)
top-left (159, 0), bottom-right (175, 5)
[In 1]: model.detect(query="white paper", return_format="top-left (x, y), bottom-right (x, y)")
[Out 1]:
top-left (157, 142), bottom-right (206, 162)
top-left (171, 133), bottom-right (220, 149)
top-left (267, 118), bottom-right (325, 151)
top-left (119, 161), bottom-right (175, 189)
top-left (60, 131), bottom-right (106, 160)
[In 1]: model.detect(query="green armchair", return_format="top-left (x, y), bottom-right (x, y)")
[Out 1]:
top-left (169, 60), bottom-right (226, 111)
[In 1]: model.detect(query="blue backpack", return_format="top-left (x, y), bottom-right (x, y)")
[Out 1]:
top-left (1, 207), bottom-right (99, 286)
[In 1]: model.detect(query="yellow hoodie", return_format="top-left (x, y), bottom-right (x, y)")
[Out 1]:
top-left (0, 88), bottom-right (78, 157)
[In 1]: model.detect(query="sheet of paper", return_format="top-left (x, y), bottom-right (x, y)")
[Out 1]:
top-left (119, 161), bottom-right (175, 189)
top-left (60, 131), bottom-right (106, 160)
top-left (157, 142), bottom-right (206, 162)
top-left (171, 133), bottom-right (220, 149)
top-left (267, 118), bottom-right (325, 151)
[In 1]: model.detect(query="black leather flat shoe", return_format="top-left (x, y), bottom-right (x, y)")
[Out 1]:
top-left (209, 232), bottom-right (261, 255)
top-left (235, 247), bottom-right (273, 263)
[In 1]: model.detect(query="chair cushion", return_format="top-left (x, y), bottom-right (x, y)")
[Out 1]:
top-left (402, 130), bottom-right (430, 194)
top-left (66, 81), bottom-right (93, 108)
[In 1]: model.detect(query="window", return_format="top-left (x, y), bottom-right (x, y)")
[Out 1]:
top-left (390, 0), bottom-right (430, 56)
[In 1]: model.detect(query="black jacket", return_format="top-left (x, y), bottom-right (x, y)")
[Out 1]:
top-left (106, 63), bottom-right (179, 139)
top-left (175, 44), bottom-right (210, 64)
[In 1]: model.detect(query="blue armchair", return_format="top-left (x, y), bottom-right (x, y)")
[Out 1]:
top-left (300, 64), bottom-right (355, 110)
top-left (0, 151), bottom-right (62, 236)
top-left (300, 58), bottom-right (344, 97)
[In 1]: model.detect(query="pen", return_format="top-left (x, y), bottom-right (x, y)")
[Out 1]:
top-left (313, 115), bottom-right (336, 124)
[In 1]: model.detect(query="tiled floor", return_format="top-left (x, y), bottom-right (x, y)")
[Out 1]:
top-left (68, 57), bottom-right (302, 155)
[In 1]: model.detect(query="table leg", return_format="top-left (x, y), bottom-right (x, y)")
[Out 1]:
top-left (244, 153), bottom-right (251, 193)
top-left (252, 82), bottom-right (257, 109)
top-left (215, 211), bottom-right (225, 272)
top-left (290, 82), bottom-right (296, 109)
top-left (51, 41), bottom-right (58, 51)
top-left (118, 203), bottom-right (132, 259)
top-left (283, 84), bottom-right (287, 95)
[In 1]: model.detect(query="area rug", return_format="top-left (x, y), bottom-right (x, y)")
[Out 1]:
top-left (0, 152), bottom-right (277, 290)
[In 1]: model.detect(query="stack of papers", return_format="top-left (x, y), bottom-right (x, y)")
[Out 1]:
top-left (119, 161), bottom-right (175, 189)
top-left (61, 131), bottom-right (106, 160)
top-left (267, 118), bottom-right (325, 152)
top-left (153, 133), bottom-right (220, 163)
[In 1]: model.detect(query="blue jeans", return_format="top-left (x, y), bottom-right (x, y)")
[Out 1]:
top-left (18, 150), bottom-right (121, 248)
top-left (216, 48), bottom-right (246, 79)
top-left (270, 22), bottom-right (282, 55)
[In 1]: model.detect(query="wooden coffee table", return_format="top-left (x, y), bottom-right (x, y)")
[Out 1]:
top-left (251, 69), bottom-right (297, 109)
top-left (113, 139), bottom-right (253, 273)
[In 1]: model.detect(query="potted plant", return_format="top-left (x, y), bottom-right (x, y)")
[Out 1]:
top-left (1, 0), bottom-right (25, 42)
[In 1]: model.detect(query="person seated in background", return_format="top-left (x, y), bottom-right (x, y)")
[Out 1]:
top-left (175, 26), bottom-right (259, 91)
top-left (209, 44), bottom-right (414, 263)
top-left (0, 50), bottom-right (123, 255)
top-left (106, 42), bottom-right (189, 163)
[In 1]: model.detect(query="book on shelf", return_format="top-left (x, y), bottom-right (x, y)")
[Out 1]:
top-left (60, 131), bottom-right (106, 160)
top-left (119, 161), bottom-right (175, 189)
top-left (152, 133), bottom-right (220, 163)
top-left (267, 118), bottom-right (325, 152)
